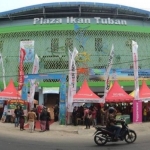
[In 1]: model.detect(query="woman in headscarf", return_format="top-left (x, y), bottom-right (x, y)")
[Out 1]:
top-left (39, 107), bottom-right (47, 132)
top-left (19, 106), bottom-right (25, 131)
top-left (46, 108), bottom-right (51, 131)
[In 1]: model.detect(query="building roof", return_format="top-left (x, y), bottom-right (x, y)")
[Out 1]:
top-left (0, 2), bottom-right (150, 21)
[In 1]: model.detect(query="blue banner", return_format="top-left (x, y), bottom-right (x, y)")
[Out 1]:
top-left (89, 68), bottom-right (150, 81)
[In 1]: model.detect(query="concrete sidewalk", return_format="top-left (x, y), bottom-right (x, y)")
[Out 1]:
top-left (0, 121), bottom-right (150, 135)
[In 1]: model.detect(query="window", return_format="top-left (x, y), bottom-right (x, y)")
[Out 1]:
top-left (95, 38), bottom-right (102, 52)
top-left (44, 60), bottom-right (68, 69)
top-left (51, 38), bottom-right (59, 52)
top-left (65, 38), bottom-right (73, 51)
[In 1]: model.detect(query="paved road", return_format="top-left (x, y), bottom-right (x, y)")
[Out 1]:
top-left (0, 130), bottom-right (149, 150)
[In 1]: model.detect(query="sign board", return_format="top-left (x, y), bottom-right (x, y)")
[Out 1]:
top-left (89, 69), bottom-right (150, 81)
top-left (43, 87), bottom-right (59, 94)
top-left (133, 100), bottom-right (142, 123)
top-left (7, 99), bottom-right (28, 116)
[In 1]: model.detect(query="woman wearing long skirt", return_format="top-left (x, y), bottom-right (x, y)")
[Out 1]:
top-left (46, 108), bottom-right (51, 130)
top-left (40, 107), bottom-right (47, 132)
top-left (19, 106), bottom-right (25, 131)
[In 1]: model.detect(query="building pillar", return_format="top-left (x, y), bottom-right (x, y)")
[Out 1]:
top-left (39, 88), bottom-right (43, 105)
top-left (59, 75), bottom-right (66, 125)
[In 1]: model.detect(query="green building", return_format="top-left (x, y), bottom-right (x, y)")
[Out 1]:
top-left (0, 2), bottom-right (150, 100)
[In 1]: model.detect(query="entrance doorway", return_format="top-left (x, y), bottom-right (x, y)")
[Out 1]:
top-left (44, 93), bottom-right (59, 120)
top-left (21, 73), bottom-right (66, 125)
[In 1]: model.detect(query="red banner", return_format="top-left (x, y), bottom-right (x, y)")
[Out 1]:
top-left (18, 48), bottom-right (26, 91)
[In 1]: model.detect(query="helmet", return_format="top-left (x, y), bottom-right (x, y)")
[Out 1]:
top-left (108, 107), bottom-right (115, 114)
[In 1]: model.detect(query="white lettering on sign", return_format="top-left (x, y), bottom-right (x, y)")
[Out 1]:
top-left (33, 18), bottom-right (62, 25)
top-left (94, 17), bottom-right (127, 25)
top-left (136, 102), bottom-right (139, 122)
top-left (33, 17), bottom-right (127, 25)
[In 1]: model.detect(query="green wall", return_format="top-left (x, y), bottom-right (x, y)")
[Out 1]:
top-left (1, 24), bottom-right (150, 34)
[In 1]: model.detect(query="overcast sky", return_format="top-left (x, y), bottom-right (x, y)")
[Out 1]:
top-left (0, 0), bottom-right (150, 12)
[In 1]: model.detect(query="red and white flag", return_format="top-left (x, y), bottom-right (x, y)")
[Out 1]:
top-left (18, 48), bottom-right (26, 91)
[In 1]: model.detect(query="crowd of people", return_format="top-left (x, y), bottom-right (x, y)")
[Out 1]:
top-left (72, 103), bottom-right (134, 129)
top-left (72, 105), bottom-right (106, 129)
top-left (14, 105), bottom-right (51, 133)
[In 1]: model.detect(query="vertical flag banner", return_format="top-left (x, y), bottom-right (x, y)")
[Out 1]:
top-left (133, 100), bottom-right (142, 123)
top-left (67, 47), bottom-right (78, 114)
top-left (18, 41), bottom-right (34, 91)
top-left (132, 41), bottom-right (139, 100)
top-left (103, 44), bottom-right (114, 102)
top-left (18, 48), bottom-right (26, 91)
top-left (29, 54), bottom-right (39, 109)
top-left (0, 53), bottom-right (6, 89)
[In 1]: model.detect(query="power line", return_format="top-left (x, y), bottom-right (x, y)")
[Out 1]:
top-left (0, 56), bottom-right (150, 79)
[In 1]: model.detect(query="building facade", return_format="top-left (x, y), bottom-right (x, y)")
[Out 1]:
top-left (0, 2), bottom-right (150, 94)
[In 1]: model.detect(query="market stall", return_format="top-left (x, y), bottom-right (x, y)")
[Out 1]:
top-left (73, 80), bottom-right (103, 104)
top-left (0, 79), bottom-right (21, 99)
top-left (105, 80), bottom-right (134, 103)
top-left (0, 79), bottom-right (23, 122)
top-left (130, 80), bottom-right (150, 122)
top-left (105, 81), bottom-right (134, 124)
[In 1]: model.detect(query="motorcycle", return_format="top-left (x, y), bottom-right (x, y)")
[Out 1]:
top-left (93, 120), bottom-right (137, 146)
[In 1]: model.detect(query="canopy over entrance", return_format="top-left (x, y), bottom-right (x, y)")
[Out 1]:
top-left (73, 80), bottom-right (103, 103)
top-left (106, 80), bottom-right (134, 103)
top-left (0, 79), bottom-right (21, 99)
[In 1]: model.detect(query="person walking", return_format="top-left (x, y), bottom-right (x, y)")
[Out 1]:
top-left (27, 108), bottom-right (37, 133)
top-left (46, 108), bottom-right (51, 131)
top-left (92, 107), bottom-right (97, 127)
top-left (39, 107), bottom-right (47, 132)
top-left (14, 105), bottom-right (20, 127)
top-left (54, 104), bottom-right (59, 122)
top-left (83, 107), bottom-right (90, 129)
top-left (19, 106), bottom-right (25, 131)
top-left (72, 106), bottom-right (77, 126)
top-left (101, 106), bottom-right (106, 126)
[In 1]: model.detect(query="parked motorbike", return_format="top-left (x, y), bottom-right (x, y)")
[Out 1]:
top-left (94, 120), bottom-right (137, 146)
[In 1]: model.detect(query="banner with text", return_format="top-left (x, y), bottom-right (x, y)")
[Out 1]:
top-left (133, 100), bottom-right (142, 123)
top-left (103, 44), bottom-right (114, 102)
top-left (132, 41), bottom-right (139, 99)
top-left (67, 48), bottom-right (78, 112)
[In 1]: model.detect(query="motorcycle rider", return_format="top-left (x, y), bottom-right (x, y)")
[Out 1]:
top-left (106, 107), bottom-right (123, 140)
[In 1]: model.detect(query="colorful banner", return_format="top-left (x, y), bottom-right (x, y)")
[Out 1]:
top-left (19, 40), bottom-right (34, 90)
top-left (103, 44), bottom-right (114, 102)
top-left (89, 69), bottom-right (150, 81)
top-left (133, 100), bottom-right (142, 123)
top-left (132, 41), bottom-right (139, 99)
top-left (67, 47), bottom-right (78, 113)
top-left (18, 48), bottom-right (26, 91)
top-left (7, 99), bottom-right (28, 116)
top-left (29, 54), bottom-right (39, 109)
top-left (19, 41), bottom-right (34, 62)
top-left (43, 87), bottom-right (59, 94)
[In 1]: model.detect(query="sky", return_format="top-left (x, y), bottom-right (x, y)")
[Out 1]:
top-left (0, 0), bottom-right (150, 13)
